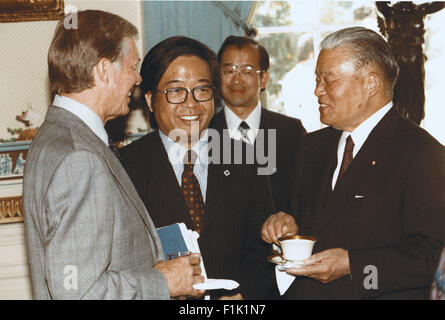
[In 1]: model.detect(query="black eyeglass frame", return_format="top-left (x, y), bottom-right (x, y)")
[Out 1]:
top-left (156, 85), bottom-right (215, 104)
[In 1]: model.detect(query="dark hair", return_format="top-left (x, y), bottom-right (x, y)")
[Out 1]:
top-left (217, 35), bottom-right (270, 71)
top-left (320, 27), bottom-right (399, 97)
top-left (48, 10), bottom-right (138, 95)
top-left (140, 36), bottom-right (220, 128)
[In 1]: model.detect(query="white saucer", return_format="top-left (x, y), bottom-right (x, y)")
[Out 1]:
top-left (277, 260), bottom-right (305, 271)
top-left (267, 253), bottom-right (285, 264)
top-left (193, 279), bottom-right (239, 290)
top-left (267, 254), bottom-right (305, 271)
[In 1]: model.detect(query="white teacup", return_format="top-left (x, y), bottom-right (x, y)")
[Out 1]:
top-left (278, 235), bottom-right (317, 262)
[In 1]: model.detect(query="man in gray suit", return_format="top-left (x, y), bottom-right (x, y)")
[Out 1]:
top-left (23, 10), bottom-right (204, 300)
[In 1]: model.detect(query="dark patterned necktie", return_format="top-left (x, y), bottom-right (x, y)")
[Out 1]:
top-left (181, 150), bottom-right (205, 234)
top-left (238, 121), bottom-right (251, 144)
top-left (337, 135), bottom-right (355, 183)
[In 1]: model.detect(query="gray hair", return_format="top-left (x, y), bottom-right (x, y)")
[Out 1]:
top-left (112, 37), bottom-right (137, 73)
top-left (320, 27), bottom-right (399, 96)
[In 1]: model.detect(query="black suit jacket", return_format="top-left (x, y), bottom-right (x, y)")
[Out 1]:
top-left (211, 107), bottom-right (306, 212)
top-left (288, 107), bottom-right (445, 299)
top-left (120, 128), bottom-right (275, 299)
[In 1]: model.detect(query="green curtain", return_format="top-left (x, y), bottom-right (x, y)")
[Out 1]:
top-left (141, 1), bottom-right (255, 53)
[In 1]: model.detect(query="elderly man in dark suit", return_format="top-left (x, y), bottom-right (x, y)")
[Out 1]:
top-left (262, 27), bottom-right (445, 299)
top-left (211, 36), bottom-right (306, 213)
top-left (120, 36), bottom-right (274, 300)
top-left (23, 10), bottom-right (204, 300)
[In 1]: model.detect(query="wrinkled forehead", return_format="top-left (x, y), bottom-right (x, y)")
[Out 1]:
top-left (315, 48), bottom-right (357, 76)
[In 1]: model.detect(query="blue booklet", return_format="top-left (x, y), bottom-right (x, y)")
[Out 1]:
top-left (156, 223), bottom-right (238, 291)
top-left (156, 223), bottom-right (189, 260)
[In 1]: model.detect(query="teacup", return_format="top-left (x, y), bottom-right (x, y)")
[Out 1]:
top-left (278, 235), bottom-right (317, 262)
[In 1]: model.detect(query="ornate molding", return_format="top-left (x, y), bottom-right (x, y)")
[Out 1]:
top-left (0, 0), bottom-right (64, 23)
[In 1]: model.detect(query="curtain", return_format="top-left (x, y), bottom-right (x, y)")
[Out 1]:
top-left (141, 1), bottom-right (255, 53)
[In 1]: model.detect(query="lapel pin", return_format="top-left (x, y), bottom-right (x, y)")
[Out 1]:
top-left (224, 169), bottom-right (230, 176)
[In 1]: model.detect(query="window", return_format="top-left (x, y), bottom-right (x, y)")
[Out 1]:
top-left (251, 1), bottom-right (445, 144)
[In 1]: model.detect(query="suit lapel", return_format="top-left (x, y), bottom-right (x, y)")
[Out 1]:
top-left (300, 128), bottom-right (339, 235)
top-left (314, 107), bottom-right (400, 235)
top-left (259, 107), bottom-right (272, 129)
top-left (145, 132), bottom-right (193, 226)
top-left (209, 109), bottom-right (228, 131)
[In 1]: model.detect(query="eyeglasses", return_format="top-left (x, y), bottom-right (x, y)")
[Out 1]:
top-left (221, 64), bottom-right (262, 77)
top-left (157, 85), bottom-right (215, 104)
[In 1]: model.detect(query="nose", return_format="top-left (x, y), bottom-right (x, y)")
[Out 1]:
top-left (228, 66), bottom-right (243, 81)
top-left (183, 89), bottom-right (199, 108)
top-left (314, 80), bottom-right (325, 98)
top-left (231, 71), bottom-right (242, 84)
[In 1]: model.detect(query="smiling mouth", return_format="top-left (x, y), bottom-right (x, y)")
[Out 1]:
top-left (179, 115), bottom-right (199, 121)
top-left (319, 103), bottom-right (328, 108)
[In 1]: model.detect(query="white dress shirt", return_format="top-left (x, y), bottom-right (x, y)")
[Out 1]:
top-left (53, 94), bottom-right (109, 146)
top-left (331, 102), bottom-right (393, 189)
top-left (224, 102), bottom-right (261, 144)
top-left (159, 130), bottom-right (209, 202)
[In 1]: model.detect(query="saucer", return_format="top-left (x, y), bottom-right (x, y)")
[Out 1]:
top-left (193, 279), bottom-right (239, 290)
top-left (267, 253), bottom-right (285, 264)
top-left (277, 260), bottom-right (305, 271)
top-left (267, 254), bottom-right (305, 271)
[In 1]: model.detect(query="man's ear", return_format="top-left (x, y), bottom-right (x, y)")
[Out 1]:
top-left (94, 58), bottom-right (113, 84)
top-left (260, 71), bottom-right (270, 90)
top-left (366, 72), bottom-right (382, 97)
top-left (145, 92), bottom-right (154, 112)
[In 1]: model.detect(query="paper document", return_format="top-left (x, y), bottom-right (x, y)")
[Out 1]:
top-left (158, 222), bottom-right (243, 292)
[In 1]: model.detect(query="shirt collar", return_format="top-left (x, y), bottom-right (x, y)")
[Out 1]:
top-left (53, 94), bottom-right (108, 146)
top-left (223, 102), bottom-right (262, 131)
top-left (159, 129), bottom-right (209, 166)
top-left (339, 102), bottom-right (393, 157)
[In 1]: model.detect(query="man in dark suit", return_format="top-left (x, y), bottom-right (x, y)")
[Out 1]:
top-left (212, 36), bottom-right (306, 213)
top-left (120, 36), bottom-right (274, 299)
top-left (261, 27), bottom-right (445, 299)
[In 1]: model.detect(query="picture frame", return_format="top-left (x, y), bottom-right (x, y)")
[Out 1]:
top-left (0, 0), bottom-right (64, 23)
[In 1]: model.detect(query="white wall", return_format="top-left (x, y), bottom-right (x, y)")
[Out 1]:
top-left (0, 223), bottom-right (31, 299)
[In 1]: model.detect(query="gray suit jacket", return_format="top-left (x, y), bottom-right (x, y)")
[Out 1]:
top-left (23, 106), bottom-right (169, 299)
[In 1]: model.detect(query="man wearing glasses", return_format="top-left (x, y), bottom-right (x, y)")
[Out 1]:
top-left (120, 36), bottom-right (274, 300)
top-left (212, 36), bottom-right (306, 217)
